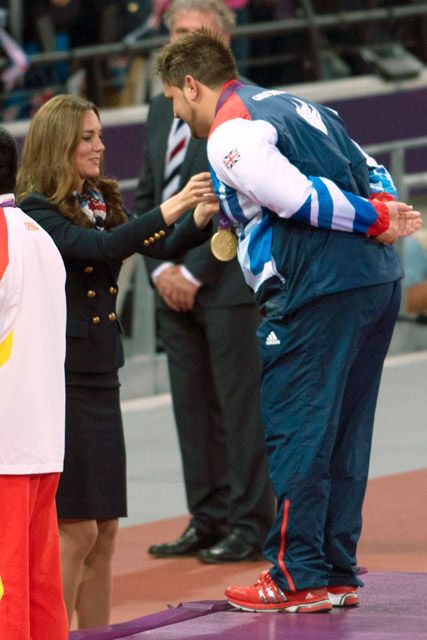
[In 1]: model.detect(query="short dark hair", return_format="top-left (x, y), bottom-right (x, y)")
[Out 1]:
top-left (157, 28), bottom-right (237, 89)
top-left (0, 126), bottom-right (18, 194)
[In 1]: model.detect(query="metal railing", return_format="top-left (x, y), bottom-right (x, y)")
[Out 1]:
top-left (2, 2), bottom-right (427, 110)
top-left (365, 135), bottom-right (427, 202)
top-left (118, 136), bottom-right (427, 214)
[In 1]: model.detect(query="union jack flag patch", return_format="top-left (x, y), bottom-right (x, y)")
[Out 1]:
top-left (223, 148), bottom-right (241, 170)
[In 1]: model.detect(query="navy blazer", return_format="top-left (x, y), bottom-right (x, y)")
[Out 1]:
top-left (21, 192), bottom-right (210, 373)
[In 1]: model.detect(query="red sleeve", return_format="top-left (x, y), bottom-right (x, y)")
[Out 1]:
top-left (367, 199), bottom-right (390, 236)
top-left (369, 191), bottom-right (395, 203)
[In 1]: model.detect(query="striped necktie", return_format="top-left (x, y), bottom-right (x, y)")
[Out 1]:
top-left (162, 117), bottom-right (190, 200)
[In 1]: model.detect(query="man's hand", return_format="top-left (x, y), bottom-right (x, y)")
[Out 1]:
top-left (375, 200), bottom-right (422, 245)
top-left (155, 265), bottom-right (200, 311)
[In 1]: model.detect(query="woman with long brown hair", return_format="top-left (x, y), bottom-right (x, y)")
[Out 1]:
top-left (16, 93), bottom-right (217, 630)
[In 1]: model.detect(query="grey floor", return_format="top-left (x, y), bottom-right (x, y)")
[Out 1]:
top-left (120, 349), bottom-right (427, 529)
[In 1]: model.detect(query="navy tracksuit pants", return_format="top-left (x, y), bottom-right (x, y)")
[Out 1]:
top-left (257, 280), bottom-right (401, 591)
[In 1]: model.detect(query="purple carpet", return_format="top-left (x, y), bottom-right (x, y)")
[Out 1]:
top-left (69, 572), bottom-right (427, 640)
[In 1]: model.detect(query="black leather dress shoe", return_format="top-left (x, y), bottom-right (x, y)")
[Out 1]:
top-left (197, 528), bottom-right (263, 563)
top-left (148, 525), bottom-right (222, 557)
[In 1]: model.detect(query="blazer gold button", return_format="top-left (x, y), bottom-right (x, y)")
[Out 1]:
top-left (159, 230), bottom-right (166, 236)
top-left (91, 316), bottom-right (101, 325)
top-left (108, 312), bottom-right (116, 321)
top-left (109, 286), bottom-right (118, 296)
top-left (149, 237), bottom-right (155, 244)
top-left (143, 239), bottom-right (149, 246)
top-left (154, 232), bottom-right (161, 240)
top-left (87, 290), bottom-right (96, 298)
top-left (84, 266), bottom-right (94, 273)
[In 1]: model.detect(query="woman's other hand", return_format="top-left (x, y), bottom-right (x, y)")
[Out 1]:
top-left (193, 199), bottom-right (220, 229)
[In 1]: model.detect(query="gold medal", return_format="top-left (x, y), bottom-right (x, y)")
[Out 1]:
top-left (211, 229), bottom-right (238, 261)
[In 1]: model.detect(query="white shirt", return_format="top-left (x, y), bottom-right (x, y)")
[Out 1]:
top-left (0, 197), bottom-right (66, 474)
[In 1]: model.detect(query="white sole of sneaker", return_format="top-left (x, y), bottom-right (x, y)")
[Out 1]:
top-left (227, 599), bottom-right (332, 613)
top-left (328, 591), bottom-right (359, 607)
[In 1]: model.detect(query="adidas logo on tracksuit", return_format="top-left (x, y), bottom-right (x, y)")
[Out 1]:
top-left (265, 331), bottom-right (281, 345)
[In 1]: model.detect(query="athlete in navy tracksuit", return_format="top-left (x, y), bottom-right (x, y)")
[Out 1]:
top-left (158, 30), bottom-right (421, 612)
top-left (207, 80), bottom-right (402, 604)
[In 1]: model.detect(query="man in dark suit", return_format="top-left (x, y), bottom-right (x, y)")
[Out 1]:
top-left (135, 0), bottom-right (275, 563)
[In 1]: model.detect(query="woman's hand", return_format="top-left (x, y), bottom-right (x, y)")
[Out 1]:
top-left (160, 172), bottom-right (217, 225)
top-left (178, 172), bottom-right (216, 210)
top-left (193, 200), bottom-right (220, 229)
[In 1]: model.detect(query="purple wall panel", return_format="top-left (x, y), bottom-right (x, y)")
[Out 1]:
top-left (12, 82), bottom-right (427, 211)
top-left (103, 123), bottom-right (146, 183)
top-left (102, 84), bottom-right (427, 206)
top-left (324, 85), bottom-right (427, 147)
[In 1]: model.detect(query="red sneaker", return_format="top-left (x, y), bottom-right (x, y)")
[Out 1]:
top-left (225, 570), bottom-right (332, 613)
top-left (328, 585), bottom-right (359, 607)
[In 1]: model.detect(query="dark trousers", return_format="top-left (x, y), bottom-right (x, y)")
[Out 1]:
top-left (257, 281), bottom-right (401, 589)
top-left (158, 303), bottom-right (275, 545)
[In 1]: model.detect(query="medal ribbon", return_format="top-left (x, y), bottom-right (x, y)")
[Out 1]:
top-left (219, 209), bottom-right (230, 230)
top-left (215, 79), bottom-right (244, 115)
top-left (0, 195), bottom-right (16, 207)
top-left (214, 80), bottom-right (244, 233)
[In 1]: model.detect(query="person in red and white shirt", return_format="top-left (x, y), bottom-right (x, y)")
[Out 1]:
top-left (0, 126), bottom-right (68, 640)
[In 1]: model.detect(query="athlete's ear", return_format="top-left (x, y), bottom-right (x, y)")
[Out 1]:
top-left (184, 74), bottom-right (199, 100)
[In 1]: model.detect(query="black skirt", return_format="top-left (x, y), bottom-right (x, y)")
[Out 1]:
top-left (56, 372), bottom-right (127, 519)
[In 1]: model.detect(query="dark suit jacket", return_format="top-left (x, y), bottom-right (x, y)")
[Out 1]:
top-left (20, 192), bottom-right (211, 373)
top-left (135, 92), bottom-right (255, 309)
